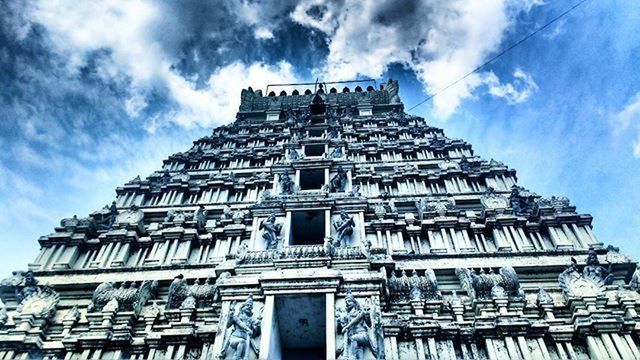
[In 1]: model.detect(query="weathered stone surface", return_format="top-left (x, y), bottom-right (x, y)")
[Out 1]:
top-left (0, 80), bottom-right (637, 359)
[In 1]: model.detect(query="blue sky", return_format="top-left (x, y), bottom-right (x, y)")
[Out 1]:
top-left (0, 0), bottom-right (639, 275)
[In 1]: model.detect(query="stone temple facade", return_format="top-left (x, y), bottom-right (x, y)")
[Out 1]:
top-left (1, 80), bottom-right (639, 360)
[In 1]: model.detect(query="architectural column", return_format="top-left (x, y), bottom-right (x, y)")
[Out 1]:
top-left (259, 295), bottom-right (281, 360)
top-left (326, 293), bottom-right (336, 360)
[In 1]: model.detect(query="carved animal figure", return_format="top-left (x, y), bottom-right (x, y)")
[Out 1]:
top-left (87, 280), bottom-right (158, 315)
top-left (166, 274), bottom-right (188, 310)
top-left (455, 267), bottom-right (524, 300)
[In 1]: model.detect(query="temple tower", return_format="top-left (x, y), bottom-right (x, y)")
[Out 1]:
top-left (0, 80), bottom-right (638, 359)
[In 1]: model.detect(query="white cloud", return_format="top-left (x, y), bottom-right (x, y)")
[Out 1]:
top-left (613, 92), bottom-right (640, 158)
top-left (291, 0), bottom-right (542, 119)
top-left (485, 68), bottom-right (538, 104)
top-left (254, 27), bottom-right (275, 40)
top-left (29, 1), bottom-right (301, 129)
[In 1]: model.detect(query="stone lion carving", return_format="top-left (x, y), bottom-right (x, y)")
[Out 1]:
top-left (456, 267), bottom-right (524, 300)
top-left (87, 280), bottom-right (158, 315)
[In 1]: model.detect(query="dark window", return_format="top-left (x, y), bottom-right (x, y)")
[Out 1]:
top-left (308, 129), bottom-right (324, 137)
top-left (299, 169), bottom-right (325, 190)
top-left (305, 144), bottom-right (324, 157)
top-left (291, 211), bottom-right (325, 245)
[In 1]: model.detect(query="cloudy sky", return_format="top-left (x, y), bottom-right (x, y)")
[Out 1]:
top-left (1, 0), bottom-right (639, 275)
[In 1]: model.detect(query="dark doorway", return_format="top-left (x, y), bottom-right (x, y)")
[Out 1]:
top-left (291, 211), bottom-right (325, 245)
top-left (276, 295), bottom-right (326, 360)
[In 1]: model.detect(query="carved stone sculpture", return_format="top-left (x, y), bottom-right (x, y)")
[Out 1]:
top-left (509, 185), bottom-right (538, 216)
top-left (330, 146), bottom-right (343, 159)
top-left (195, 205), bottom-right (207, 230)
top-left (583, 249), bottom-right (614, 285)
top-left (329, 166), bottom-right (347, 192)
top-left (480, 187), bottom-right (509, 210)
top-left (630, 265), bottom-right (640, 291)
top-left (389, 269), bottom-right (441, 302)
top-left (0, 271), bottom-right (60, 319)
top-left (279, 170), bottom-right (295, 195)
top-left (218, 294), bottom-right (261, 360)
top-left (336, 290), bottom-right (380, 360)
top-left (0, 299), bottom-right (7, 327)
top-left (455, 267), bottom-right (524, 300)
top-left (184, 272), bottom-right (230, 308)
top-left (333, 210), bottom-right (355, 247)
top-left (87, 280), bottom-right (158, 315)
top-left (386, 79), bottom-right (400, 104)
top-left (260, 213), bottom-right (283, 250)
top-left (166, 274), bottom-right (188, 310)
top-left (288, 147), bottom-right (302, 161)
top-left (559, 252), bottom-right (612, 299)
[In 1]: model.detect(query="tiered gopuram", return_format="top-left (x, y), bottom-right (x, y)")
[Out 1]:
top-left (1, 80), bottom-right (638, 359)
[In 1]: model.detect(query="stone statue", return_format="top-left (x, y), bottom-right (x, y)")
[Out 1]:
top-left (536, 287), bottom-right (553, 306)
top-left (330, 146), bottom-right (343, 159)
top-left (386, 79), bottom-right (400, 104)
top-left (195, 205), bottom-right (207, 230)
top-left (107, 201), bottom-right (118, 229)
top-left (218, 294), bottom-right (261, 360)
top-left (288, 147), bottom-right (302, 161)
top-left (330, 166), bottom-right (347, 192)
top-left (415, 198), bottom-right (427, 221)
top-left (455, 267), bottom-right (524, 300)
top-left (186, 272), bottom-right (230, 308)
top-left (260, 213), bottom-right (283, 250)
top-left (333, 209), bottom-right (356, 247)
top-left (583, 249), bottom-right (614, 285)
top-left (0, 299), bottom-right (7, 327)
top-left (279, 170), bottom-right (295, 195)
top-left (166, 274), bottom-right (188, 310)
top-left (630, 265), bottom-right (640, 291)
top-left (0, 271), bottom-right (60, 319)
top-left (87, 280), bottom-right (158, 315)
top-left (558, 255), bottom-right (608, 298)
top-left (336, 290), bottom-right (380, 360)
top-left (222, 205), bottom-right (233, 220)
top-left (460, 155), bottom-right (472, 172)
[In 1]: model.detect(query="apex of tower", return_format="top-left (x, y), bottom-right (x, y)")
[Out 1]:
top-left (239, 78), bottom-right (401, 112)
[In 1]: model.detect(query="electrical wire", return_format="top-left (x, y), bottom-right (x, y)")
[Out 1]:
top-left (408, 0), bottom-right (589, 111)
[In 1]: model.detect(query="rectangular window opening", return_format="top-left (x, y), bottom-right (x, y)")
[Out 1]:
top-left (307, 129), bottom-right (324, 138)
top-left (304, 144), bottom-right (325, 157)
top-left (291, 210), bottom-right (325, 245)
top-left (299, 169), bottom-right (325, 190)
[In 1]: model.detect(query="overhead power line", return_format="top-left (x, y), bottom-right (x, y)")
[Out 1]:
top-left (408, 0), bottom-right (589, 112)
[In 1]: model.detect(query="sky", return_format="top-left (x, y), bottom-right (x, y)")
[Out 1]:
top-left (0, 0), bottom-right (639, 275)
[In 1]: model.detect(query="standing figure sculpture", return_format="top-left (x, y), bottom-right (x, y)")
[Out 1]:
top-left (219, 294), bottom-right (261, 360)
top-left (333, 210), bottom-right (356, 247)
top-left (279, 170), bottom-right (295, 195)
top-left (336, 290), bottom-right (379, 360)
top-left (330, 166), bottom-right (347, 192)
top-left (583, 249), bottom-right (614, 285)
top-left (260, 213), bottom-right (282, 250)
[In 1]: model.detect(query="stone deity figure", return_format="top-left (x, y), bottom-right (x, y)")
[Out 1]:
top-left (288, 147), bottom-right (301, 161)
top-left (330, 147), bottom-right (343, 159)
top-left (279, 170), bottom-right (295, 195)
top-left (336, 291), bottom-right (379, 360)
top-left (333, 210), bottom-right (356, 247)
top-left (260, 213), bottom-right (282, 250)
top-left (107, 201), bottom-right (118, 229)
top-left (583, 250), bottom-right (614, 285)
top-left (219, 294), bottom-right (261, 360)
top-left (330, 166), bottom-right (347, 192)
top-left (415, 198), bottom-right (427, 221)
top-left (195, 205), bottom-right (207, 230)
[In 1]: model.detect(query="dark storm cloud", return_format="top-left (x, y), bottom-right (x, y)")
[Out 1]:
top-left (150, 0), bottom-right (329, 83)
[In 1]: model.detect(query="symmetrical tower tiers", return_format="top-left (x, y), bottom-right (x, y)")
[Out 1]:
top-left (1, 80), bottom-right (639, 360)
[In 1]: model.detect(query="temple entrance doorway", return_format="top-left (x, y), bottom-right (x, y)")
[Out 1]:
top-left (274, 294), bottom-right (326, 360)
